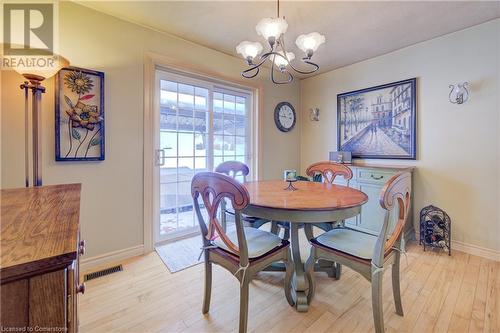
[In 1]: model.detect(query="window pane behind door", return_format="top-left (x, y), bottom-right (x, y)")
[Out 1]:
top-left (159, 75), bottom-right (250, 241)
top-left (159, 80), bottom-right (209, 237)
top-left (160, 183), bottom-right (177, 234)
top-left (213, 92), bottom-right (248, 168)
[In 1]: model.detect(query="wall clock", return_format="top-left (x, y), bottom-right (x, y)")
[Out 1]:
top-left (274, 102), bottom-right (296, 132)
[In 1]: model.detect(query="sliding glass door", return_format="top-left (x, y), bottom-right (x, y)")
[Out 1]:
top-left (155, 70), bottom-right (253, 243)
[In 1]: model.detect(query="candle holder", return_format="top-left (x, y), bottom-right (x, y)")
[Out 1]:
top-left (284, 178), bottom-right (298, 191)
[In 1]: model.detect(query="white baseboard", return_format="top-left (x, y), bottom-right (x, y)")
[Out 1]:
top-left (410, 227), bottom-right (499, 262)
top-left (451, 240), bottom-right (500, 262)
top-left (78, 237), bottom-right (499, 275)
top-left (80, 245), bottom-right (145, 273)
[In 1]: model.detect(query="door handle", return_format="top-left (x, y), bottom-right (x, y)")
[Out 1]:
top-left (155, 149), bottom-right (166, 166)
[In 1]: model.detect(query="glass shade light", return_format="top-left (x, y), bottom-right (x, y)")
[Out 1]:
top-left (255, 17), bottom-right (288, 42)
top-left (236, 41), bottom-right (263, 61)
top-left (295, 32), bottom-right (326, 55)
top-left (12, 56), bottom-right (69, 80)
top-left (236, 4), bottom-right (323, 84)
top-left (272, 51), bottom-right (294, 69)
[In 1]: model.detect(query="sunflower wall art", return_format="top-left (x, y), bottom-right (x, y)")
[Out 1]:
top-left (55, 67), bottom-right (105, 161)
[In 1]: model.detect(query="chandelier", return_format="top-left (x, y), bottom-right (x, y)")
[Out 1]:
top-left (236, 0), bottom-right (325, 84)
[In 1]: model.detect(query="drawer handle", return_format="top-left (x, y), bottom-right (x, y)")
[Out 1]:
top-left (370, 174), bottom-right (384, 180)
top-left (79, 240), bottom-right (86, 256)
top-left (77, 283), bottom-right (86, 294)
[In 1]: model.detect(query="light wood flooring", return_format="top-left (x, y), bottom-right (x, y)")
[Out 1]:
top-left (80, 241), bottom-right (499, 333)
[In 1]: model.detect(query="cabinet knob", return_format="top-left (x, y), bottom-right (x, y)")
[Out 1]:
top-left (79, 240), bottom-right (86, 256)
top-left (370, 174), bottom-right (384, 180)
top-left (77, 283), bottom-right (86, 294)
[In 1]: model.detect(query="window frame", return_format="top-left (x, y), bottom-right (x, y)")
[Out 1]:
top-left (144, 54), bottom-right (262, 251)
top-left (153, 68), bottom-right (258, 244)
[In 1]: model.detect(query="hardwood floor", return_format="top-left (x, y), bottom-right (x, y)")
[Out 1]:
top-left (80, 241), bottom-right (499, 333)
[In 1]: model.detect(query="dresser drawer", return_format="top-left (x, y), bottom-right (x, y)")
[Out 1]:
top-left (357, 168), bottom-right (393, 184)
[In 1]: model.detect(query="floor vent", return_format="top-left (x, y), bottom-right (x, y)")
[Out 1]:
top-left (84, 265), bottom-right (123, 281)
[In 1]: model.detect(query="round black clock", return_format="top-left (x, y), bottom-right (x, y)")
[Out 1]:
top-left (274, 102), bottom-right (296, 132)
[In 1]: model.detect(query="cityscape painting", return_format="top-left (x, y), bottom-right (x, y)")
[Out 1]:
top-left (337, 78), bottom-right (417, 159)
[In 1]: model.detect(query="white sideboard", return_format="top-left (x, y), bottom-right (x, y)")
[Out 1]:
top-left (333, 163), bottom-right (415, 240)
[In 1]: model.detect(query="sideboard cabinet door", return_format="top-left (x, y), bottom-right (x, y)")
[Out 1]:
top-left (332, 165), bottom-right (413, 237)
top-left (67, 262), bottom-right (77, 333)
top-left (347, 166), bottom-right (411, 238)
top-left (344, 183), bottom-right (359, 228)
top-left (357, 182), bottom-right (387, 234)
top-left (333, 178), bottom-right (358, 227)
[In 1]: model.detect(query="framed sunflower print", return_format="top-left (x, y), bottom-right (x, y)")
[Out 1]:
top-left (55, 67), bottom-right (105, 161)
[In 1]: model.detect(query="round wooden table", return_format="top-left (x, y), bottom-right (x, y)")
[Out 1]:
top-left (243, 180), bottom-right (368, 312)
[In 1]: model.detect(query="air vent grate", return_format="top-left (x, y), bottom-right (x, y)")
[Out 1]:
top-left (84, 265), bottom-right (123, 281)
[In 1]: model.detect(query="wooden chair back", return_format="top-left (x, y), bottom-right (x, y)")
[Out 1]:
top-left (191, 172), bottom-right (250, 262)
top-left (215, 161), bottom-right (249, 181)
top-left (373, 171), bottom-right (412, 265)
top-left (306, 161), bottom-right (353, 185)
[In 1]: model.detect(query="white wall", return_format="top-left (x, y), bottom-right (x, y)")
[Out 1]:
top-left (3, 3), bottom-right (498, 259)
top-left (300, 19), bottom-right (500, 252)
top-left (1, 2), bottom-right (301, 258)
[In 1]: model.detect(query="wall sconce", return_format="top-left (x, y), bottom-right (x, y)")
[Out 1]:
top-left (309, 107), bottom-right (320, 121)
top-left (449, 82), bottom-right (469, 105)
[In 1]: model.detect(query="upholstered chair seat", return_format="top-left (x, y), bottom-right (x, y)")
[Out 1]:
top-left (314, 228), bottom-right (378, 260)
top-left (213, 227), bottom-right (284, 258)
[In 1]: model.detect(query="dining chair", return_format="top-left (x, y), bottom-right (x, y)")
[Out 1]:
top-left (305, 161), bottom-right (353, 187)
top-left (277, 161), bottom-right (353, 258)
top-left (304, 171), bottom-right (411, 333)
top-left (302, 161), bottom-right (354, 278)
top-left (192, 172), bottom-right (294, 333)
top-left (276, 161), bottom-right (353, 278)
top-left (215, 161), bottom-right (270, 231)
top-left (214, 160), bottom-right (250, 180)
top-left (305, 161), bottom-right (354, 232)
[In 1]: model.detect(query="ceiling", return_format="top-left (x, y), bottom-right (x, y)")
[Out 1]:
top-left (79, 1), bottom-right (500, 76)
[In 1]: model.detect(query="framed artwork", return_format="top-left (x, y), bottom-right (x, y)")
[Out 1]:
top-left (337, 78), bottom-right (417, 160)
top-left (55, 67), bottom-right (105, 161)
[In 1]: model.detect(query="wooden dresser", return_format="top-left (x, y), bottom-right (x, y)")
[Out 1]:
top-left (1, 184), bottom-right (84, 333)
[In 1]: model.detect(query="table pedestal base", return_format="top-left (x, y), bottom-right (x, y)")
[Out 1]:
top-left (290, 223), bottom-right (308, 311)
top-left (262, 224), bottom-right (341, 312)
top-left (242, 196), bottom-right (364, 313)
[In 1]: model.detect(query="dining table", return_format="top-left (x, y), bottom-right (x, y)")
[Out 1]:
top-left (242, 180), bottom-right (368, 312)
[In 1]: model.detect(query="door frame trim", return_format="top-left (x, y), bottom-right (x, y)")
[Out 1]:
top-left (143, 52), bottom-right (263, 253)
